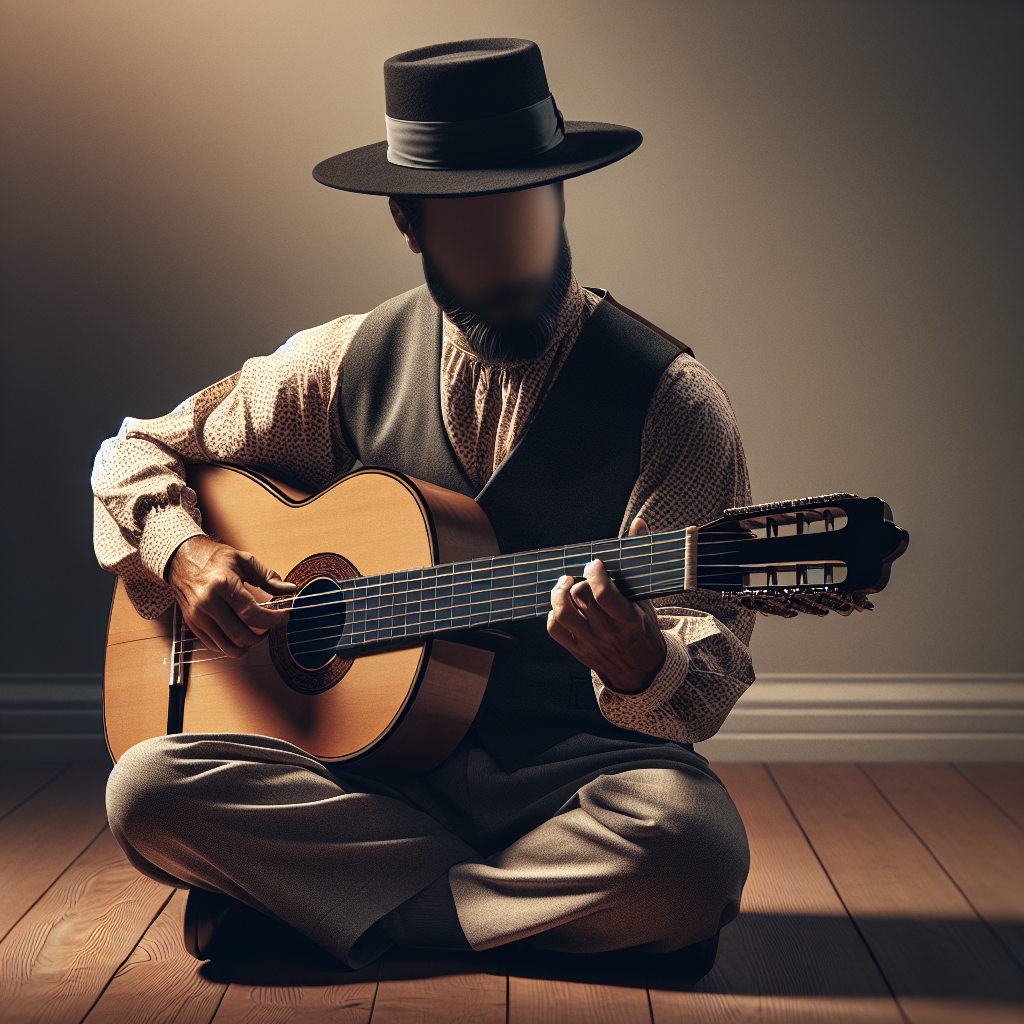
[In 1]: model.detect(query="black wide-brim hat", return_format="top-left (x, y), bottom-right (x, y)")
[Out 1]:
top-left (313, 38), bottom-right (642, 198)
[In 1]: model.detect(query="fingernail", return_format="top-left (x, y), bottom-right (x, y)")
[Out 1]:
top-left (556, 575), bottom-right (568, 588)
top-left (585, 560), bottom-right (596, 572)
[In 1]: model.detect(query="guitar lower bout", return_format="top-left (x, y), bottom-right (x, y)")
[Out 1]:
top-left (103, 465), bottom-right (500, 775)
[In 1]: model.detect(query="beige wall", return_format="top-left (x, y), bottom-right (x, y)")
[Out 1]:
top-left (1, 0), bottom-right (1020, 681)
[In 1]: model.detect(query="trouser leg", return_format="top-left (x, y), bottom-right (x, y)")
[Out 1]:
top-left (449, 767), bottom-right (749, 953)
top-left (105, 733), bottom-right (476, 968)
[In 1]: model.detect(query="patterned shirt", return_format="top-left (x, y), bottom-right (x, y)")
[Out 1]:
top-left (91, 276), bottom-right (756, 744)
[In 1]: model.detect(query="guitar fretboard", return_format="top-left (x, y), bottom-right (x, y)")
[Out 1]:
top-left (315, 528), bottom-right (714, 650)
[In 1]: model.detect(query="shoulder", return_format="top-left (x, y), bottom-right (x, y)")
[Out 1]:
top-left (270, 312), bottom-right (370, 371)
top-left (648, 354), bottom-right (742, 439)
top-left (637, 353), bottom-right (751, 522)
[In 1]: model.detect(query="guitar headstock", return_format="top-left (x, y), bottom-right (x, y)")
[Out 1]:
top-left (697, 494), bottom-right (909, 617)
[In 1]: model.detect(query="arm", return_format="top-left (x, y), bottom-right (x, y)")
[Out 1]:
top-left (547, 354), bottom-right (756, 743)
top-left (92, 314), bottom-right (365, 650)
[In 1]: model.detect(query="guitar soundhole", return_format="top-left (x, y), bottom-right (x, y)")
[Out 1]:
top-left (269, 552), bottom-right (360, 696)
top-left (288, 577), bottom-right (345, 671)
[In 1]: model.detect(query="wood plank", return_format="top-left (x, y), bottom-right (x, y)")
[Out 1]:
top-left (0, 764), bottom-right (67, 819)
top-left (369, 949), bottom-right (505, 1024)
top-left (864, 764), bottom-right (1024, 967)
top-left (509, 975), bottom-right (650, 1023)
top-left (649, 763), bottom-right (902, 1023)
top-left (83, 888), bottom-right (228, 1024)
top-left (770, 763), bottom-right (1024, 1024)
top-left (0, 827), bottom-right (173, 1024)
top-left (211, 951), bottom-right (380, 1023)
top-left (0, 763), bottom-right (110, 937)
top-left (955, 764), bottom-right (1024, 828)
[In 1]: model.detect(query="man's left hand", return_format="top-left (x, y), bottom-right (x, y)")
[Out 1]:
top-left (547, 558), bottom-right (667, 694)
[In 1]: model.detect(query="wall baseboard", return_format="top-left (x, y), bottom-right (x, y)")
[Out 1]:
top-left (0, 674), bottom-right (109, 763)
top-left (2, 672), bottom-right (1022, 763)
top-left (695, 673), bottom-right (1024, 762)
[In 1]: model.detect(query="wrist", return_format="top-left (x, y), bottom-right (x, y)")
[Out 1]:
top-left (600, 644), bottom-right (667, 695)
top-left (140, 504), bottom-right (205, 584)
top-left (164, 534), bottom-right (208, 584)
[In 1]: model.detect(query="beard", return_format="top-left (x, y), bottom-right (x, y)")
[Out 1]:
top-left (422, 227), bottom-right (573, 364)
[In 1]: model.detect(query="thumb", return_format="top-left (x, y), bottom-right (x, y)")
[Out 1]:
top-left (628, 516), bottom-right (650, 537)
top-left (236, 552), bottom-right (297, 592)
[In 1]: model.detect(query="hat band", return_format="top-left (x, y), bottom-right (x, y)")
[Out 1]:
top-left (385, 94), bottom-right (564, 170)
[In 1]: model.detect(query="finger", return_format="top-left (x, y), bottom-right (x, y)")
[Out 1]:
top-left (204, 593), bottom-right (265, 650)
top-left (261, 575), bottom-right (298, 595)
top-left (186, 606), bottom-right (248, 658)
top-left (547, 607), bottom-right (616, 679)
top-left (224, 576), bottom-right (290, 630)
top-left (551, 575), bottom-right (589, 632)
top-left (547, 610), bottom-right (582, 651)
top-left (235, 552), bottom-right (297, 594)
top-left (628, 517), bottom-right (650, 537)
top-left (582, 559), bottom-right (636, 623)
top-left (181, 616), bottom-right (219, 655)
top-left (569, 577), bottom-right (617, 633)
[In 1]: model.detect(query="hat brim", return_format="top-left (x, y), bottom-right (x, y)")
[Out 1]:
top-left (312, 121), bottom-right (642, 198)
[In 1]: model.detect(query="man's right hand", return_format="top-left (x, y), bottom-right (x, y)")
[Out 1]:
top-left (167, 536), bottom-right (296, 658)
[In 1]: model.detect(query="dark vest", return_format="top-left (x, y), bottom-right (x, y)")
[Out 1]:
top-left (341, 285), bottom-right (683, 772)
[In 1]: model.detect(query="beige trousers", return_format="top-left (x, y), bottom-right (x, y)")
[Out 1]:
top-left (106, 731), bottom-right (748, 969)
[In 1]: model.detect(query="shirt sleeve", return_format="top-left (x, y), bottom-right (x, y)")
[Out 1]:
top-left (593, 354), bottom-right (757, 743)
top-left (91, 314), bottom-right (365, 618)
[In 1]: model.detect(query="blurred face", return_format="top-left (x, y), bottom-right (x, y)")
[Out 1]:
top-left (418, 184), bottom-right (564, 327)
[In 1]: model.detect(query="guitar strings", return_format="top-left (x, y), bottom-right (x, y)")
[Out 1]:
top-left (166, 518), bottom-right (849, 662)
top-left (177, 534), bottom-right (756, 640)
top-left (242, 530), bottom-right (805, 614)
top-left (256, 556), bottom-right (767, 644)
top-left (173, 563), bottom-right (842, 667)
top-left (171, 552), bottom-right (834, 658)
top-left (170, 520), bottom-right (854, 656)
top-left (195, 526), bottom-right (830, 628)
top-left (170, 545), bottom-right (763, 656)
top-left (170, 534), bottom-right (717, 638)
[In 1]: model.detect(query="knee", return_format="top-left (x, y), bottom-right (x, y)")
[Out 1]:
top-left (583, 769), bottom-right (750, 895)
top-left (105, 735), bottom-right (186, 847)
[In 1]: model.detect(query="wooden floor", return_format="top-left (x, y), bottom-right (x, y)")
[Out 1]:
top-left (1, 763), bottom-right (1021, 1024)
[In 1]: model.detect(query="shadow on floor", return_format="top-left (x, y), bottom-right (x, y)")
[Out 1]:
top-left (200, 912), bottom-right (1024, 1003)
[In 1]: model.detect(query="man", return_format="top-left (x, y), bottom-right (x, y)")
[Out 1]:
top-left (93, 39), bottom-right (754, 972)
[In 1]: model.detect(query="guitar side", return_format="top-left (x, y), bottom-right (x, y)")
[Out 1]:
top-left (103, 466), bottom-right (499, 775)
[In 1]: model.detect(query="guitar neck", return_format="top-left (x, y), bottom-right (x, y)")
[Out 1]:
top-left (327, 529), bottom-right (698, 649)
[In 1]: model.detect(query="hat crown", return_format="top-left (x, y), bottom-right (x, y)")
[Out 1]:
top-left (384, 38), bottom-right (551, 123)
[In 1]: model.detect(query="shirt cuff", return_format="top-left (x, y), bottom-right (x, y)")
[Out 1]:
top-left (138, 503), bottom-right (206, 582)
top-left (594, 625), bottom-right (690, 716)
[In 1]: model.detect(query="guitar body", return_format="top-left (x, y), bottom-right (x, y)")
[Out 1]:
top-left (103, 465), bottom-right (499, 774)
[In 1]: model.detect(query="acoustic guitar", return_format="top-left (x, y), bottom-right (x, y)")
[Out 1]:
top-left (103, 465), bottom-right (909, 774)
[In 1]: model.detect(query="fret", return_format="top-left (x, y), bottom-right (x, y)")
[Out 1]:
top-left (510, 551), bottom-right (540, 621)
top-left (592, 537), bottom-right (620, 573)
top-left (433, 564), bottom-right (454, 632)
top-left (391, 571), bottom-right (410, 635)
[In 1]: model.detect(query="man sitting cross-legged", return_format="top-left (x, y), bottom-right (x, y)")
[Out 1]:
top-left (93, 38), bottom-right (754, 971)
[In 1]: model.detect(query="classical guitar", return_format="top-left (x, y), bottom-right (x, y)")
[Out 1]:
top-left (103, 466), bottom-right (909, 774)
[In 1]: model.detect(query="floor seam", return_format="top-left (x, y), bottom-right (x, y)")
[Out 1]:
top-left (858, 763), bottom-right (1024, 974)
top-left (0, 762), bottom-right (72, 822)
top-left (763, 763), bottom-right (912, 1024)
top-left (77, 886), bottom-right (178, 1024)
top-left (0, 819), bottom-right (111, 946)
